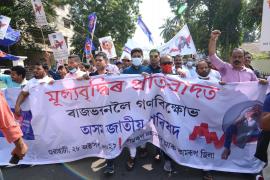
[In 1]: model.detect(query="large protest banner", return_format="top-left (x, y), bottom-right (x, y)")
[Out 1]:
top-left (0, 74), bottom-right (266, 173)
top-left (260, 0), bottom-right (270, 51)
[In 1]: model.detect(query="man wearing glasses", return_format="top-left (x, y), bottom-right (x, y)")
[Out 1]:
top-left (159, 55), bottom-right (179, 173)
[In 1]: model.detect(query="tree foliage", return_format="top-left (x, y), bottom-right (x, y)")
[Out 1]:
top-left (161, 0), bottom-right (263, 59)
top-left (241, 0), bottom-right (263, 42)
top-left (0, 0), bottom-right (60, 51)
top-left (60, 0), bottom-right (140, 56)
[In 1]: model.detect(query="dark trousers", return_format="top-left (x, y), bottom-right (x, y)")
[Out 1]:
top-left (0, 169), bottom-right (3, 180)
top-left (106, 159), bottom-right (114, 167)
top-left (254, 130), bottom-right (270, 163)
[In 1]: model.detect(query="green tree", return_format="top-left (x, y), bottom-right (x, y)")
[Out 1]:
top-left (0, 0), bottom-right (63, 66)
top-left (0, 0), bottom-right (60, 51)
top-left (160, 17), bottom-right (180, 42)
top-left (213, 0), bottom-right (243, 59)
top-left (241, 0), bottom-right (263, 42)
top-left (62, 0), bottom-right (140, 56)
top-left (162, 0), bottom-right (220, 55)
top-left (162, 0), bottom-right (263, 59)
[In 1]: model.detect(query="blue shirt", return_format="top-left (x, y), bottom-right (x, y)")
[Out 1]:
top-left (122, 65), bottom-right (151, 74)
top-left (0, 74), bottom-right (21, 88)
top-left (48, 70), bottom-right (61, 80)
top-left (148, 65), bottom-right (161, 74)
top-left (263, 93), bottom-right (270, 112)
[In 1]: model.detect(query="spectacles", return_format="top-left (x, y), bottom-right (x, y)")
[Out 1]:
top-left (122, 59), bottom-right (131, 62)
top-left (161, 62), bottom-right (173, 65)
top-left (150, 55), bottom-right (159, 58)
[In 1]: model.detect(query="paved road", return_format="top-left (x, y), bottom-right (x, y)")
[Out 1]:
top-left (1, 146), bottom-right (270, 180)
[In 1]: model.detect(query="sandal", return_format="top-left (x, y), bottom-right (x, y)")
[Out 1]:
top-left (126, 157), bottom-right (135, 171)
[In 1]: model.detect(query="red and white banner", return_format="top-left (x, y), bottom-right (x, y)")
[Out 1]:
top-left (158, 24), bottom-right (197, 56)
top-left (99, 36), bottom-right (117, 59)
top-left (0, 75), bottom-right (266, 174)
top-left (260, 0), bottom-right (270, 51)
top-left (31, 0), bottom-right (48, 27)
top-left (48, 32), bottom-right (69, 62)
top-left (0, 15), bottom-right (11, 40)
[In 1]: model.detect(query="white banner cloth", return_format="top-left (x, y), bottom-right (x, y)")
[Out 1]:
top-left (0, 74), bottom-right (266, 173)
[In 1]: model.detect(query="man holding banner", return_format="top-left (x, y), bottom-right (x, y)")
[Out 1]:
top-left (88, 52), bottom-right (117, 175)
top-left (209, 30), bottom-right (268, 179)
top-left (195, 59), bottom-right (219, 180)
top-left (252, 91), bottom-right (270, 180)
top-left (122, 48), bottom-right (151, 170)
top-left (208, 30), bottom-right (261, 83)
top-left (255, 1), bottom-right (270, 175)
top-left (15, 63), bottom-right (53, 117)
top-left (159, 54), bottom-right (177, 173)
top-left (255, 85), bottom-right (270, 178)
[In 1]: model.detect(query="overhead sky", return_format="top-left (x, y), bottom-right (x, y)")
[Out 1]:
top-left (133, 0), bottom-right (174, 47)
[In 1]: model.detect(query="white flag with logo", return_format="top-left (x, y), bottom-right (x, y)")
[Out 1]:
top-left (0, 15), bottom-right (11, 40)
top-left (99, 36), bottom-right (117, 59)
top-left (158, 24), bottom-right (197, 56)
top-left (48, 32), bottom-right (69, 62)
top-left (260, 0), bottom-right (270, 51)
top-left (31, 0), bottom-right (48, 27)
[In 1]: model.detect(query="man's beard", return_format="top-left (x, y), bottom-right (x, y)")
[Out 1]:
top-left (97, 66), bottom-right (105, 71)
top-left (34, 74), bottom-right (43, 79)
top-left (199, 71), bottom-right (210, 77)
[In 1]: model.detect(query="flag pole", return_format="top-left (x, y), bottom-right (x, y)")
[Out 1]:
top-left (85, 13), bottom-right (97, 63)
top-left (40, 27), bottom-right (46, 47)
top-left (82, 51), bottom-right (85, 63)
top-left (90, 13), bottom-right (96, 54)
top-left (40, 27), bottom-right (52, 67)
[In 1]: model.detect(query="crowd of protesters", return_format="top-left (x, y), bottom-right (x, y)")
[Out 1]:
top-left (0, 30), bottom-right (270, 180)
